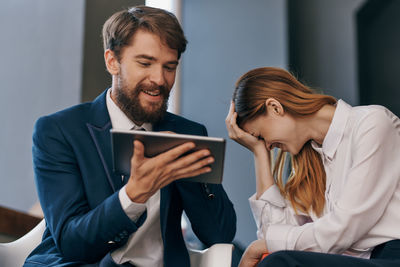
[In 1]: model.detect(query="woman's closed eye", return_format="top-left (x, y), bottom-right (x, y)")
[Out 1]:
top-left (250, 132), bottom-right (264, 141)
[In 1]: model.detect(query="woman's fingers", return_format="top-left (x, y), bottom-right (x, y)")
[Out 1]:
top-left (238, 240), bottom-right (268, 267)
top-left (227, 112), bottom-right (249, 140)
top-left (225, 101), bottom-right (236, 126)
top-left (228, 101), bottom-right (235, 116)
top-left (226, 104), bottom-right (243, 139)
top-left (225, 107), bottom-right (265, 152)
top-left (226, 104), bottom-right (251, 141)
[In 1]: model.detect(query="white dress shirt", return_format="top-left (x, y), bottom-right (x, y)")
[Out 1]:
top-left (105, 89), bottom-right (164, 266)
top-left (249, 99), bottom-right (400, 258)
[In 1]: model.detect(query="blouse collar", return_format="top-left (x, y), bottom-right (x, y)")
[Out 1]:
top-left (311, 99), bottom-right (351, 161)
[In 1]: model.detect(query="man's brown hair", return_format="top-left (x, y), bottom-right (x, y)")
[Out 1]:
top-left (102, 5), bottom-right (187, 61)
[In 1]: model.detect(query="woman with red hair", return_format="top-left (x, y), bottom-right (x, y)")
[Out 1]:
top-left (226, 67), bottom-right (400, 267)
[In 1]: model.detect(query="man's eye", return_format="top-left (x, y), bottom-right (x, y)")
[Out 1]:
top-left (164, 65), bottom-right (177, 72)
top-left (257, 135), bottom-right (264, 141)
top-left (138, 62), bottom-right (150, 67)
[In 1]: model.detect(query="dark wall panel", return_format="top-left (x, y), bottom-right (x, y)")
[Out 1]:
top-left (81, 0), bottom-right (144, 102)
top-left (357, 0), bottom-right (400, 116)
top-left (288, 0), bottom-right (365, 105)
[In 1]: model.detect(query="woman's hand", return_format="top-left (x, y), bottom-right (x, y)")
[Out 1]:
top-left (225, 102), bottom-right (265, 153)
top-left (238, 239), bottom-right (269, 267)
top-left (226, 102), bottom-right (274, 198)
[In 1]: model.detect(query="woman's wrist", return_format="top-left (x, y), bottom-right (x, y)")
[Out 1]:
top-left (253, 147), bottom-right (274, 199)
top-left (252, 145), bottom-right (268, 158)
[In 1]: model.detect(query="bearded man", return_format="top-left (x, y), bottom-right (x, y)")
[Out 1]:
top-left (24, 6), bottom-right (236, 267)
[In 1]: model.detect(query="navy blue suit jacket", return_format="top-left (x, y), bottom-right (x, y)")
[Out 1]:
top-left (24, 90), bottom-right (236, 266)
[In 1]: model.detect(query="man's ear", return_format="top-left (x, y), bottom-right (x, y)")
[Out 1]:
top-left (265, 98), bottom-right (284, 116)
top-left (104, 49), bottom-right (120, 75)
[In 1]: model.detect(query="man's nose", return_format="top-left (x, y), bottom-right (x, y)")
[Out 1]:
top-left (149, 66), bottom-right (166, 86)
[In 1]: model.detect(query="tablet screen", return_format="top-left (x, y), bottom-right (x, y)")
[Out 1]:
top-left (110, 129), bottom-right (226, 184)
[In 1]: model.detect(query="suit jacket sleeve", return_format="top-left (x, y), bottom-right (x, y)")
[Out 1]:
top-left (32, 115), bottom-right (146, 263)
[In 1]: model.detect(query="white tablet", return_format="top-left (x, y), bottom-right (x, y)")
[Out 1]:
top-left (110, 129), bottom-right (226, 184)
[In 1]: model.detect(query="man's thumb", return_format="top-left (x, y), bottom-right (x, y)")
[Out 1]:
top-left (132, 140), bottom-right (145, 162)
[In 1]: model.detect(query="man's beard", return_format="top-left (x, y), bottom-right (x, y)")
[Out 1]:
top-left (114, 75), bottom-right (170, 124)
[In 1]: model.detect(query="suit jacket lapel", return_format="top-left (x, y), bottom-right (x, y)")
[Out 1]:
top-left (86, 90), bottom-right (123, 192)
top-left (153, 112), bottom-right (177, 132)
top-left (85, 100), bottom-right (180, 232)
top-left (84, 95), bottom-right (179, 194)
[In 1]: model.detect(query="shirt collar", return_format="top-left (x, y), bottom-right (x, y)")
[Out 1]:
top-left (312, 99), bottom-right (351, 161)
top-left (106, 88), bottom-right (152, 131)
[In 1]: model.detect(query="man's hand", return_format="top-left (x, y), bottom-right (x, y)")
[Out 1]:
top-left (125, 140), bottom-right (214, 203)
top-left (238, 239), bottom-right (268, 267)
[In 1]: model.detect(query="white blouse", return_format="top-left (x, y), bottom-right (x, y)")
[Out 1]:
top-left (249, 100), bottom-right (400, 258)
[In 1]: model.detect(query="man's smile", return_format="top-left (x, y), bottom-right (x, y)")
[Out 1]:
top-left (142, 89), bottom-right (161, 96)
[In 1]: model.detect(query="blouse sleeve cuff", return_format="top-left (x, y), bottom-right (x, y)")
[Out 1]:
top-left (119, 185), bottom-right (146, 222)
top-left (265, 224), bottom-right (294, 252)
top-left (249, 185), bottom-right (287, 231)
top-left (266, 223), bottom-right (310, 253)
top-left (249, 185), bottom-right (286, 208)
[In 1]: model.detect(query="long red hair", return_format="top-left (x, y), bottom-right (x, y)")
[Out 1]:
top-left (233, 67), bottom-right (336, 216)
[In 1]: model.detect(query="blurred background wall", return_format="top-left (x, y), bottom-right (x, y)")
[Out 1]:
top-left (2, 0), bottom-right (400, 251)
top-left (180, 0), bottom-right (287, 247)
top-left (0, 0), bottom-right (143, 215)
top-left (0, 0), bottom-right (86, 213)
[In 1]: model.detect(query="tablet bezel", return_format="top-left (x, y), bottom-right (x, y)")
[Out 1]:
top-left (110, 129), bottom-right (226, 184)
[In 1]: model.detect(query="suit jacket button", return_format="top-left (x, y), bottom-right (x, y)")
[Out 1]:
top-left (208, 193), bottom-right (215, 199)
